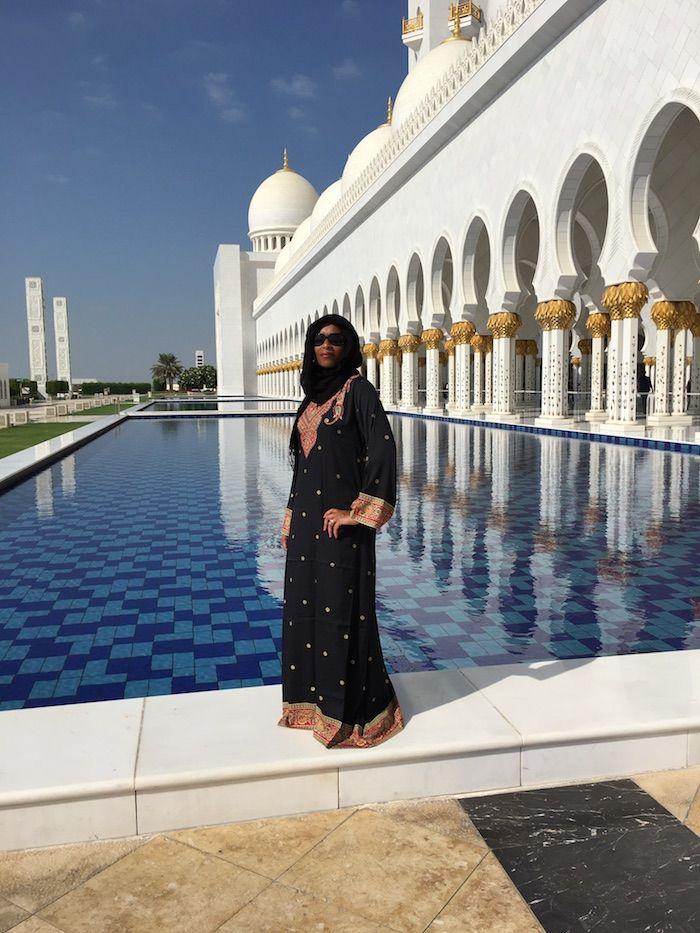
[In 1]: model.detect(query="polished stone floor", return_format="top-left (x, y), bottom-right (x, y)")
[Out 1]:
top-left (0, 767), bottom-right (697, 932)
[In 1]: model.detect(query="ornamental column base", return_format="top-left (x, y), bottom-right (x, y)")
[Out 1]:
top-left (646, 412), bottom-right (693, 426)
top-left (598, 420), bottom-right (647, 434)
top-left (487, 411), bottom-right (522, 422)
top-left (534, 414), bottom-right (578, 428)
top-left (584, 409), bottom-right (608, 423)
top-left (422, 405), bottom-right (446, 416)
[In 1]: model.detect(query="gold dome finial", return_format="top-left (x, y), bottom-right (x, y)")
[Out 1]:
top-left (281, 147), bottom-right (289, 170)
top-left (386, 96), bottom-right (393, 125)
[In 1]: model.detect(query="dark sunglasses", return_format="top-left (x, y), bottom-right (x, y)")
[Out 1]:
top-left (313, 332), bottom-right (346, 347)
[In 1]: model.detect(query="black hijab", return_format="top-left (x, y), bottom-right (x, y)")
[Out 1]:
top-left (288, 314), bottom-right (363, 469)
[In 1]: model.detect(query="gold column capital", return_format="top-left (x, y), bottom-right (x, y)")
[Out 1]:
top-left (444, 338), bottom-right (455, 355)
top-left (534, 299), bottom-right (576, 331)
top-left (571, 356), bottom-right (581, 367)
top-left (398, 333), bottom-right (421, 353)
top-left (585, 312), bottom-right (611, 338)
top-left (651, 300), bottom-right (696, 330)
top-left (526, 339), bottom-right (538, 356)
top-left (421, 327), bottom-right (444, 350)
top-left (690, 308), bottom-right (700, 337)
top-left (601, 281), bottom-right (649, 320)
top-left (487, 312), bottom-right (521, 339)
top-left (361, 342), bottom-right (379, 358)
top-left (578, 338), bottom-right (592, 355)
top-left (643, 356), bottom-right (656, 367)
top-left (450, 320), bottom-right (476, 344)
top-left (378, 338), bottom-right (399, 357)
top-left (515, 339), bottom-right (529, 356)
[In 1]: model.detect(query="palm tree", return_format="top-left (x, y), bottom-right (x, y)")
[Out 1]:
top-left (151, 353), bottom-right (183, 392)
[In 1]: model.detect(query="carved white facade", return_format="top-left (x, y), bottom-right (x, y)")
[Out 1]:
top-left (215, 0), bottom-right (700, 425)
top-left (52, 297), bottom-right (72, 389)
top-left (25, 277), bottom-right (48, 397)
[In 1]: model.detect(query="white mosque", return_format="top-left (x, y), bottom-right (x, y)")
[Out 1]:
top-left (213, 0), bottom-right (700, 432)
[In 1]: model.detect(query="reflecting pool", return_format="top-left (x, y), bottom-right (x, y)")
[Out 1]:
top-left (0, 416), bottom-right (697, 709)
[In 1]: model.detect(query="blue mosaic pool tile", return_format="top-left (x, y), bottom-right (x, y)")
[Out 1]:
top-left (0, 416), bottom-right (698, 710)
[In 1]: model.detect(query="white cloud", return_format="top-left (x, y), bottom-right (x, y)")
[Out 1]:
top-left (82, 92), bottom-right (117, 109)
top-left (67, 11), bottom-right (87, 28)
top-left (287, 105), bottom-right (306, 120)
top-left (45, 173), bottom-right (69, 185)
top-left (340, 0), bottom-right (360, 17)
top-left (203, 72), bottom-right (245, 123)
top-left (270, 73), bottom-right (317, 99)
top-left (333, 58), bottom-right (361, 80)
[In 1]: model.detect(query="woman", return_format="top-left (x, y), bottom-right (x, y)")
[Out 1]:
top-left (279, 313), bottom-right (405, 748)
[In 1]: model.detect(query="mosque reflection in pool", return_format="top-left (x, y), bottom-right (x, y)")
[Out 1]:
top-left (0, 416), bottom-right (697, 710)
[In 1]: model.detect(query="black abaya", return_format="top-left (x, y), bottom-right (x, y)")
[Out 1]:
top-left (278, 373), bottom-right (404, 747)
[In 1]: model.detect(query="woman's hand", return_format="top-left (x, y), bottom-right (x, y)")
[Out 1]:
top-left (323, 508), bottom-right (358, 538)
top-left (281, 533), bottom-right (288, 550)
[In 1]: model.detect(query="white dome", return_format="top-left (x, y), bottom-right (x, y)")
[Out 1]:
top-left (274, 240), bottom-right (293, 275)
top-left (392, 37), bottom-right (470, 128)
top-left (342, 123), bottom-right (393, 192)
top-left (248, 161), bottom-right (318, 238)
top-left (310, 179), bottom-right (343, 230)
top-left (289, 216), bottom-right (313, 256)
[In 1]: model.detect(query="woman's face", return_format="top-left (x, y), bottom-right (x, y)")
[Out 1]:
top-left (313, 324), bottom-right (346, 369)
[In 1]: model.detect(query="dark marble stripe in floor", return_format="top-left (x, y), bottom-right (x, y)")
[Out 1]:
top-left (460, 779), bottom-right (700, 932)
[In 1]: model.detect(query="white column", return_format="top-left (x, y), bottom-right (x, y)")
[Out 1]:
top-left (600, 282), bottom-right (648, 430)
top-left (379, 340), bottom-right (399, 407)
top-left (514, 346), bottom-right (525, 409)
top-left (421, 328), bottom-right (444, 414)
top-left (648, 301), bottom-right (694, 425)
top-left (398, 335), bottom-right (420, 409)
top-left (579, 339), bottom-right (592, 409)
top-left (450, 321), bottom-right (475, 415)
top-left (671, 326), bottom-right (689, 416)
top-left (471, 335), bottom-right (487, 410)
top-left (52, 297), bottom-right (73, 390)
top-left (584, 313), bottom-right (609, 421)
top-left (363, 345), bottom-right (379, 388)
top-left (534, 300), bottom-right (576, 425)
top-left (446, 342), bottom-right (456, 410)
top-left (484, 341), bottom-right (493, 411)
top-left (689, 324), bottom-right (700, 415)
top-left (487, 313), bottom-right (521, 420)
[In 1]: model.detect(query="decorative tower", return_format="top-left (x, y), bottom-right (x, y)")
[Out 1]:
top-left (402, 2), bottom-right (483, 71)
top-left (24, 277), bottom-right (48, 397)
top-left (52, 297), bottom-right (73, 390)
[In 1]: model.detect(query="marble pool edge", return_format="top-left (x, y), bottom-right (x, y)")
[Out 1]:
top-left (0, 651), bottom-right (697, 851)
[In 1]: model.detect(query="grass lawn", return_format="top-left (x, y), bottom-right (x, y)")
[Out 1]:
top-left (80, 402), bottom-right (135, 415)
top-left (0, 423), bottom-right (83, 459)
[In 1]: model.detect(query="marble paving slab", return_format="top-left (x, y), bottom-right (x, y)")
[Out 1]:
top-left (461, 779), bottom-right (700, 932)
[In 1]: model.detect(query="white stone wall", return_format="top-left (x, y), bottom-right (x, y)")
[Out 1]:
top-left (214, 245), bottom-right (275, 395)
top-left (253, 0), bottom-right (699, 359)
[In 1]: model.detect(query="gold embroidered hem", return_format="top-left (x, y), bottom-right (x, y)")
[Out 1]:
top-left (350, 491), bottom-right (394, 530)
top-left (278, 696), bottom-right (404, 748)
top-left (281, 507), bottom-right (292, 537)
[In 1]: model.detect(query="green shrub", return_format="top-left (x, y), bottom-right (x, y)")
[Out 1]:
top-left (46, 380), bottom-right (69, 396)
top-left (178, 365), bottom-right (217, 391)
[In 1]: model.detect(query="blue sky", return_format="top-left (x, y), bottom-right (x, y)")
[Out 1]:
top-left (0, 0), bottom-right (406, 381)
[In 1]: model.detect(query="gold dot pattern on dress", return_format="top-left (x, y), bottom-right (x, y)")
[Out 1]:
top-left (336, 473), bottom-right (341, 479)
top-left (360, 614), bottom-right (365, 620)
top-left (315, 533), bottom-right (320, 539)
top-left (316, 489), bottom-right (321, 495)
top-left (300, 555), bottom-right (305, 561)
top-left (306, 643), bottom-right (311, 648)
top-left (317, 445), bottom-right (322, 450)
top-left (330, 561), bottom-right (335, 567)
top-left (290, 664), bottom-right (295, 670)
top-left (348, 588), bottom-right (353, 593)
top-left (318, 695), bottom-right (323, 701)
top-left (343, 633), bottom-right (349, 639)
top-left (339, 680), bottom-right (345, 686)
top-left (301, 511), bottom-right (306, 517)
top-left (325, 606), bottom-right (330, 612)
top-left (310, 686), bottom-right (315, 691)
top-left (384, 434), bottom-right (389, 439)
top-left (302, 599), bottom-right (307, 605)
top-left (323, 650), bottom-right (328, 656)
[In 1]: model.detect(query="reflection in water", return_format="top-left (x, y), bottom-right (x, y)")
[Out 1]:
top-left (0, 417), bottom-right (697, 711)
